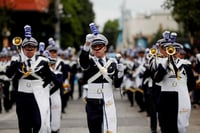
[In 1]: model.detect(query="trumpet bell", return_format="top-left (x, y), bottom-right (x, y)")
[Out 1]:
top-left (166, 46), bottom-right (176, 55)
top-left (149, 48), bottom-right (157, 55)
top-left (12, 37), bottom-right (22, 46)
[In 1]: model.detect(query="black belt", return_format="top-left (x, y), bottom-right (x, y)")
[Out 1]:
top-left (23, 75), bottom-right (39, 80)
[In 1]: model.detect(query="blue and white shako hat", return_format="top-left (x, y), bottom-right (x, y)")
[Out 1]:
top-left (164, 32), bottom-right (183, 50)
top-left (21, 25), bottom-right (38, 47)
top-left (156, 31), bottom-right (170, 47)
top-left (91, 34), bottom-right (108, 46)
top-left (136, 46), bottom-right (145, 53)
top-left (46, 37), bottom-right (58, 51)
top-left (165, 42), bottom-right (183, 50)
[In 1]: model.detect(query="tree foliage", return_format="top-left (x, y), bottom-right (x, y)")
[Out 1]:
top-left (60, 0), bottom-right (95, 50)
top-left (0, 0), bottom-right (95, 51)
top-left (102, 19), bottom-right (119, 50)
top-left (162, 0), bottom-right (200, 38)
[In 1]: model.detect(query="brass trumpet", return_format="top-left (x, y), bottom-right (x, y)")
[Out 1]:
top-left (166, 45), bottom-right (176, 55)
top-left (167, 45), bottom-right (180, 79)
top-left (12, 37), bottom-right (22, 46)
top-left (149, 48), bottom-right (157, 55)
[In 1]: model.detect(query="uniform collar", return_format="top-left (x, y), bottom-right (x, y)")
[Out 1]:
top-left (25, 55), bottom-right (36, 62)
top-left (96, 56), bottom-right (106, 62)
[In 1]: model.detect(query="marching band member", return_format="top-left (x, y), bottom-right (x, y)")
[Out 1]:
top-left (67, 47), bottom-right (78, 100)
top-left (121, 49), bottom-right (138, 107)
top-left (147, 31), bottom-right (170, 133)
top-left (79, 32), bottom-right (124, 133)
top-left (6, 25), bottom-right (63, 133)
top-left (0, 51), bottom-right (12, 113)
top-left (148, 39), bottom-right (167, 133)
top-left (48, 57), bottom-right (63, 133)
top-left (193, 52), bottom-right (200, 107)
top-left (132, 47), bottom-right (146, 112)
top-left (46, 38), bottom-right (70, 132)
top-left (141, 48), bottom-right (153, 117)
top-left (47, 38), bottom-right (70, 114)
top-left (153, 32), bottom-right (196, 133)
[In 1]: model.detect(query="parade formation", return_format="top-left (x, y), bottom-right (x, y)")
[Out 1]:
top-left (0, 23), bottom-right (199, 133)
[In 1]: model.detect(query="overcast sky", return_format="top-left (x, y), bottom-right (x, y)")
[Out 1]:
top-left (90, 0), bottom-right (166, 29)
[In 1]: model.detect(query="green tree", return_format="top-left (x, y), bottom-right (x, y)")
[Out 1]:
top-left (0, 0), bottom-right (95, 51)
top-left (162, 0), bottom-right (200, 45)
top-left (102, 19), bottom-right (119, 51)
top-left (60, 0), bottom-right (95, 50)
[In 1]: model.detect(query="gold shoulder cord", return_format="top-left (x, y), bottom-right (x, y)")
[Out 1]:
top-left (177, 69), bottom-right (181, 80)
top-left (22, 64), bottom-right (32, 77)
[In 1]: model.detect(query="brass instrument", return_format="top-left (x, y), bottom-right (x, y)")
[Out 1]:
top-left (149, 48), bottom-right (157, 55)
top-left (12, 37), bottom-right (32, 77)
top-left (12, 37), bottom-right (22, 46)
top-left (166, 45), bottom-right (180, 80)
top-left (166, 45), bottom-right (176, 55)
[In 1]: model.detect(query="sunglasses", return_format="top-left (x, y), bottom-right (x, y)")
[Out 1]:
top-left (91, 44), bottom-right (105, 51)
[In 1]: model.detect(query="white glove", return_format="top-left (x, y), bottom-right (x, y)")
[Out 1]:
top-left (118, 71), bottom-right (124, 78)
top-left (156, 58), bottom-right (168, 69)
top-left (11, 55), bottom-right (20, 62)
top-left (117, 63), bottom-right (125, 72)
top-left (86, 34), bottom-right (95, 42)
top-left (117, 63), bottom-right (125, 78)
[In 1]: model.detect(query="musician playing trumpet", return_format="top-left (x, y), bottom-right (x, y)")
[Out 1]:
top-left (151, 32), bottom-right (196, 133)
top-left (6, 25), bottom-right (63, 133)
top-left (147, 31), bottom-right (170, 133)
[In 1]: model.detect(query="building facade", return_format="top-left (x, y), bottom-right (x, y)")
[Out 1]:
top-left (117, 10), bottom-right (180, 51)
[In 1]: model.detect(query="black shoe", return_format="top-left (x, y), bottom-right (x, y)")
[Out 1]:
top-left (51, 129), bottom-right (60, 133)
top-left (138, 109), bottom-right (145, 113)
top-left (70, 95), bottom-right (73, 100)
top-left (151, 130), bottom-right (157, 133)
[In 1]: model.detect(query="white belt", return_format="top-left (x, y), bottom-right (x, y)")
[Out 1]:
top-left (161, 80), bottom-right (186, 92)
top-left (86, 83), bottom-right (113, 99)
top-left (18, 79), bottom-right (44, 93)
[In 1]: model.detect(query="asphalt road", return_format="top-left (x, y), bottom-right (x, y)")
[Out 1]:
top-left (0, 87), bottom-right (200, 133)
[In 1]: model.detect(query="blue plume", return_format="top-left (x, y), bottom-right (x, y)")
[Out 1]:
top-left (48, 37), bottom-right (55, 46)
top-left (162, 31), bottom-right (170, 40)
top-left (43, 50), bottom-right (50, 58)
top-left (24, 25), bottom-right (32, 39)
top-left (170, 32), bottom-right (177, 43)
top-left (89, 22), bottom-right (99, 35)
top-left (39, 42), bottom-right (45, 53)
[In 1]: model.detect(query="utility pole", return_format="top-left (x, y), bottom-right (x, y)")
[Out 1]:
top-left (54, 0), bottom-right (61, 48)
